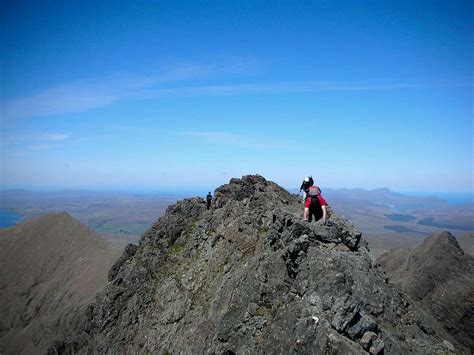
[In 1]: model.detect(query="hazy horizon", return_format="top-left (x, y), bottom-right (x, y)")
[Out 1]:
top-left (1, 183), bottom-right (473, 204)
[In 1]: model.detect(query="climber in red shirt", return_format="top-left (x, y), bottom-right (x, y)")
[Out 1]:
top-left (303, 185), bottom-right (328, 223)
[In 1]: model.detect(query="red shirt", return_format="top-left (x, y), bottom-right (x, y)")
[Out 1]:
top-left (305, 186), bottom-right (327, 208)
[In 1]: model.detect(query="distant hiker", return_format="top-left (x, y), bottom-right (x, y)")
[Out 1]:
top-left (304, 184), bottom-right (328, 223)
top-left (206, 192), bottom-right (212, 210)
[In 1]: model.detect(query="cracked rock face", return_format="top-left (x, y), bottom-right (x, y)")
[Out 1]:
top-left (50, 175), bottom-right (460, 354)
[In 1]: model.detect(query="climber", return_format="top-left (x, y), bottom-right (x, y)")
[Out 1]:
top-left (304, 184), bottom-right (328, 223)
top-left (300, 176), bottom-right (314, 219)
top-left (206, 192), bottom-right (212, 210)
top-left (299, 176), bottom-right (314, 203)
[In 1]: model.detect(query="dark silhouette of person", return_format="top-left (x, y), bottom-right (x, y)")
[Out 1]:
top-left (206, 192), bottom-right (212, 210)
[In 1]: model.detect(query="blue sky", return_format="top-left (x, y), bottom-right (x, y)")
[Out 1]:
top-left (1, 0), bottom-right (472, 192)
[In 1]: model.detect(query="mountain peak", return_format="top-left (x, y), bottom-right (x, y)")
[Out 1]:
top-left (378, 231), bottom-right (474, 352)
top-left (51, 175), bottom-right (457, 354)
top-left (0, 213), bottom-right (121, 354)
top-left (213, 174), bottom-right (294, 208)
top-left (421, 231), bottom-right (462, 251)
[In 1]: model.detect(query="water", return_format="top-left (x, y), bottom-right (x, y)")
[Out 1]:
top-left (436, 193), bottom-right (474, 205)
top-left (0, 209), bottom-right (21, 228)
top-left (399, 191), bottom-right (474, 205)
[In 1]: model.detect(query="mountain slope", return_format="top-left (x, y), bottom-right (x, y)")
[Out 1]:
top-left (377, 232), bottom-right (474, 352)
top-left (0, 212), bottom-right (122, 354)
top-left (52, 176), bottom-right (461, 354)
top-left (458, 231), bottom-right (474, 257)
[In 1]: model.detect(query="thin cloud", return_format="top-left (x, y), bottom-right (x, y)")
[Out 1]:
top-left (3, 74), bottom-right (156, 120)
top-left (0, 131), bottom-right (113, 156)
top-left (26, 144), bottom-right (51, 151)
top-left (105, 125), bottom-right (167, 135)
top-left (142, 79), bottom-right (472, 98)
top-left (68, 134), bottom-right (121, 144)
top-left (0, 131), bottom-right (70, 149)
top-left (41, 133), bottom-right (70, 141)
top-left (1, 61), bottom-right (257, 120)
top-left (184, 131), bottom-right (242, 144)
top-left (3, 72), bottom-right (471, 120)
top-left (183, 130), bottom-right (302, 150)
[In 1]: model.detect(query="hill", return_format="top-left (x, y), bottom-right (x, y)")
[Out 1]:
top-left (377, 232), bottom-right (474, 352)
top-left (52, 175), bottom-right (461, 354)
top-left (0, 212), bottom-right (122, 354)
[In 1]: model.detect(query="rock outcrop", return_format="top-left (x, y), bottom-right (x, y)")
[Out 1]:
top-left (0, 213), bottom-right (122, 355)
top-left (50, 175), bottom-right (462, 354)
top-left (378, 231), bottom-right (474, 353)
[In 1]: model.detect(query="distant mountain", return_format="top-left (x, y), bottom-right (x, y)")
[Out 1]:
top-left (289, 186), bottom-right (447, 206)
top-left (320, 187), bottom-right (447, 209)
top-left (458, 232), bottom-right (474, 257)
top-left (377, 232), bottom-right (474, 352)
top-left (0, 212), bottom-right (121, 354)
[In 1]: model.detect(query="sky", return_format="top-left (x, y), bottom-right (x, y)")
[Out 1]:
top-left (0, 0), bottom-right (472, 193)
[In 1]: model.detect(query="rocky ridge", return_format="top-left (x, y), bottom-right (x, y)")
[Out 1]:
top-left (51, 175), bottom-right (462, 354)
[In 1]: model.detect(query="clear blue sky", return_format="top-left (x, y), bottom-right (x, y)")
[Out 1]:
top-left (1, 0), bottom-right (472, 192)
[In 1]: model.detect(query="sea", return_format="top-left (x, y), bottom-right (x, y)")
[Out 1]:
top-left (400, 192), bottom-right (474, 205)
top-left (0, 209), bottom-right (21, 228)
top-left (435, 193), bottom-right (474, 205)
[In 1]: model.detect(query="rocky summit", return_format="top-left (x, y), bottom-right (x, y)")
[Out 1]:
top-left (51, 175), bottom-right (460, 354)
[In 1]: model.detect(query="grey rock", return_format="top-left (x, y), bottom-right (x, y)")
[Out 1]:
top-left (347, 312), bottom-right (378, 340)
top-left (360, 331), bottom-right (377, 350)
top-left (247, 302), bottom-right (257, 316)
top-left (331, 296), bottom-right (361, 333)
top-left (369, 338), bottom-right (385, 354)
top-left (443, 339), bottom-right (455, 352)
